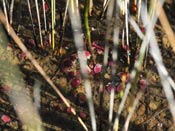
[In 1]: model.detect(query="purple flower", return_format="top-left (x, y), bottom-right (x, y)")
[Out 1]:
top-left (44, 2), bottom-right (49, 11)
top-left (28, 39), bottom-right (36, 47)
top-left (115, 84), bottom-right (122, 93)
top-left (106, 82), bottom-right (122, 93)
top-left (67, 71), bottom-right (76, 78)
top-left (71, 78), bottom-right (81, 88)
top-left (106, 83), bottom-right (115, 93)
top-left (78, 94), bottom-right (86, 104)
top-left (79, 111), bottom-right (87, 119)
top-left (66, 107), bottom-right (73, 114)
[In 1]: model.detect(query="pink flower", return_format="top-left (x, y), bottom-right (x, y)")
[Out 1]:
top-left (106, 84), bottom-right (113, 93)
top-left (66, 107), bottom-right (74, 114)
top-left (79, 112), bottom-right (87, 119)
top-left (108, 61), bottom-right (115, 66)
top-left (106, 82), bottom-right (122, 93)
top-left (1, 115), bottom-right (11, 123)
top-left (139, 79), bottom-right (147, 90)
top-left (20, 52), bottom-right (26, 60)
top-left (94, 64), bottom-right (102, 74)
top-left (141, 26), bottom-right (145, 33)
top-left (84, 51), bottom-right (91, 59)
top-left (44, 2), bottom-right (49, 11)
top-left (106, 83), bottom-right (115, 93)
top-left (28, 39), bottom-right (36, 47)
top-left (122, 44), bottom-right (130, 51)
top-left (115, 84), bottom-right (122, 93)
top-left (71, 78), bottom-right (81, 88)
top-left (67, 71), bottom-right (76, 78)
top-left (92, 42), bottom-right (104, 51)
top-left (78, 94), bottom-right (86, 104)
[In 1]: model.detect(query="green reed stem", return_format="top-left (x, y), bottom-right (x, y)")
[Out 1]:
top-left (84, 0), bottom-right (95, 63)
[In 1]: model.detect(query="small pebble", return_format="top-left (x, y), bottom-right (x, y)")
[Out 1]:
top-left (8, 121), bottom-right (18, 129)
top-left (147, 118), bottom-right (158, 130)
top-left (151, 75), bottom-right (157, 83)
top-left (162, 35), bottom-right (170, 48)
top-left (149, 60), bottom-right (154, 65)
top-left (137, 104), bottom-right (146, 116)
top-left (104, 73), bottom-right (110, 79)
top-left (160, 112), bottom-right (166, 118)
top-left (149, 100), bottom-right (158, 110)
top-left (57, 77), bottom-right (67, 87)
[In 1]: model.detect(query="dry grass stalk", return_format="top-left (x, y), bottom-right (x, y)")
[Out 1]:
top-left (0, 9), bottom-right (88, 131)
top-left (157, 2), bottom-right (175, 52)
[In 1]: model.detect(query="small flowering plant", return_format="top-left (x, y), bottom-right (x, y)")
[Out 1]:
top-left (139, 79), bottom-right (147, 91)
top-left (106, 82), bottom-right (122, 93)
top-left (93, 64), bottom-right (102, 74)
top-left (79, 111), bottom-right (87, 119)
top-left (84, 50), bottom-right (91, 59)
top-left (92, 41), bottom-right (104, 55)
top-left (1, 115), bottom-right (11, 123)
top-left (71, 77), bottom-right (81, 88)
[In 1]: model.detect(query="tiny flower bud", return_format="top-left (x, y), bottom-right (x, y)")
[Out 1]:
top-left (94, 64), bottom-right (102, 74)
